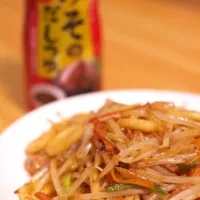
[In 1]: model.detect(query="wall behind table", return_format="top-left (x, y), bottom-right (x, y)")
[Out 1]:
top-left (101, 0), bottom-right (200, 92)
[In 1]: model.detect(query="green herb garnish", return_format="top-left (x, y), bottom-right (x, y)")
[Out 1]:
top-left (105, 184), bottom-right (168, 195)
top-left (177, 162), bottom-right (198, 170)
top-left (61, 174), bottom-right (71, 191)
top-left (105, 184), bottom-right (140, 192)
top-left (153, 186), bottom-right (168, 195)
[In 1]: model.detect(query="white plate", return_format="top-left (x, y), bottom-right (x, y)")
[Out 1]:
top-left (1, 89), bottom-right (200, 199)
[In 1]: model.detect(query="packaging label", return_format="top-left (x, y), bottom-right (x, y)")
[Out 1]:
top-left (24, 0), bottom-right (101, 110)
top-left (38, 0), bottom-right (94, 78)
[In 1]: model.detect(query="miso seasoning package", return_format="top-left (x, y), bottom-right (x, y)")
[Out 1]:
top-left (24, 0), bottom-right (101, 110)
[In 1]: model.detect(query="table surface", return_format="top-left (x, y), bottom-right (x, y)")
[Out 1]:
top-left (0, 0), bottom-right (200, 132)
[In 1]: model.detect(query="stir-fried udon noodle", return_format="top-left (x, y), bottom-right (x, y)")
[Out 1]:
top-left (16, 100), bottom-right (200, 200)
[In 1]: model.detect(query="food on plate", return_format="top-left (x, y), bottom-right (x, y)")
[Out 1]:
top-left (16, 100), bottom-right (200, 200)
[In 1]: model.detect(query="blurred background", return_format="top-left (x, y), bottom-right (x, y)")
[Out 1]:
top-left (0, 0), bottom-right (200, 131)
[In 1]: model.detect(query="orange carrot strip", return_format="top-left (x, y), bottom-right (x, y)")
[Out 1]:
top-left (114, 196), bottom-right (124, 200)
top-left (93, 123), bottom-right (114, 152)
top-left (111, 168), bottom-right (155, 189)
top-left (190, 164), bottom-right (200, 176)
top-left (90, 105), bottom-right (140, 124)
top-left (195, 137), bottom-right (200, 150)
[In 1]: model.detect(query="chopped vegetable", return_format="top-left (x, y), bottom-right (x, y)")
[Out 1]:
top-left (50, 159), bottom-right (63, 195)
top-left (167, 109), bottom-right (200, 122)
top-left (111, 168), bottom-right (155, 189)
top-left (34, 192), bottom-right (52, 200)
top-left (46, 124), bottom-right (83, 156)
top-left (90, 106), bottom-right (137, 124)
top-left (94, 123), bottom-right (114, 152)
top-left (152, 186), bottom-right (168, 195)
top-left (118, 118), bottom-right (159, 132)
top-left (105, 184), bottom-right (168, 196)
top-left (105, 184), bottom-right (140, 192)
top-left (107, 174), bottom-right (116, 184)
top-left (114, 197), bottom-right (124, 200)
top-left (40, 182), bottom-right (55, 195)
top-left (61, 174), bottom-right (71, 191)
top-left (69, 114), bottom-right (90, 124)
top-left (107, 119), bottom-right (129, 142)
top-left (177, 162), bottom-right (198, 173)
top-left (195, 137), bottom-right (200, 150)
top-left (89, 168), bottom-right (101, 195)
top-left (91, 112), bottom-right (121, 124)
top-left (189, 164), bottom-right (200, 176)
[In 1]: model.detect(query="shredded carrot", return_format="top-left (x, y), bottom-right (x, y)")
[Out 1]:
top-left (93, 123), bottom-right (114, 152)
top-left (116, 167), bottom-right (138, 179)
top-left (111, 168), bottom-right (155, 189)
top-left (101, 151), bottom-right (110, 165)
top-left (94, 123), bottom-right (107, 139)
top-left (91, 112), bottom-right (121, 124)
top-left (194, 137), bottom-right (200, 150)
top-left (189, 164), bottom-right (200, 176)
top-left (114, 196), bottom-right (124, 200)
top-left (103, 139), bottom-right (114, 152)
top-left (107, 173), bottom-right (117, 184)
top-left (90, 106), bottom-right (139, 124)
